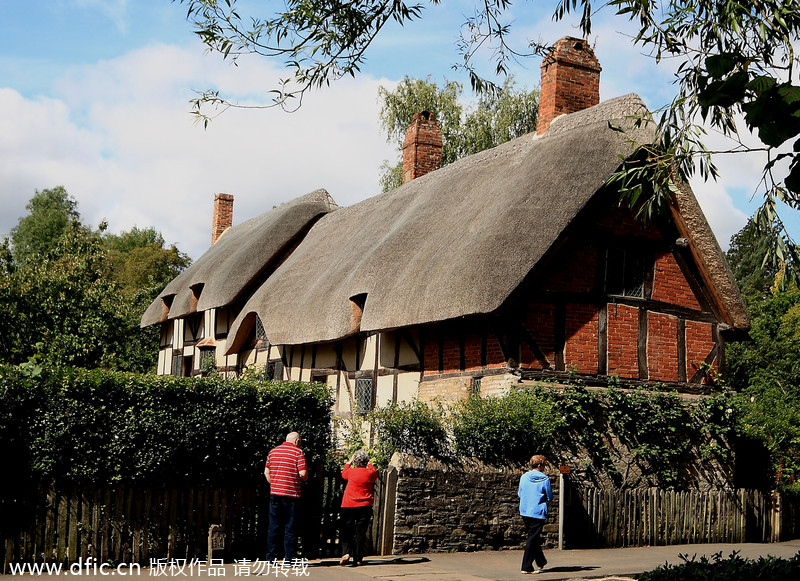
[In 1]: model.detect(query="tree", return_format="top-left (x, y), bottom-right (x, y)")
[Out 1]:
top-left (103, 226), bottom-right (191, 300)
top-left (180, 0), bottom-right (800, 275)
top-left (2, 221), bottom-right (126, 368)
top-left (1, 188), bottom-right (191, 372)
top-left (726, 218), bottom-right (785, 310)
top-left (378, 76), bottom-right (538, 191)
top-left (725, 219), bottom-right (800, 488)
top-left (10, 186), bottom-right (80, 263)
top-left (728, 285), bottom-right (800, 489)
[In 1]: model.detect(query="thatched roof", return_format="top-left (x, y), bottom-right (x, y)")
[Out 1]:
top-left (140, 189), bottom-right (338, 327)
top-left (221, 93), bottom-right (748, 350)
top-left (143, 94), bottom-right (749, 348)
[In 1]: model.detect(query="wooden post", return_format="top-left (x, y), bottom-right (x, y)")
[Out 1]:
top-left (558, 465), bottom-right (570, 550)
top-left (558, 472), bottom-right (565, 550)
top-left (4, 537), bottom-right (14, 574)
top-left (378, 467), bottom-right (398, 555)
top-left (770, 490), bottom-right (782, 542)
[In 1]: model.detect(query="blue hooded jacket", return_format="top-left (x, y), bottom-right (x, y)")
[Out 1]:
top-left (518, 469), bottom-right (553, 519)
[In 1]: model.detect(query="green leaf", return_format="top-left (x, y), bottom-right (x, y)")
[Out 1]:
top-left (746, 76), bottom-right (777, 93)
top-left (705, 53), bottom-right (738, 78)
top-left (779, 85), bottom-right (800, 104)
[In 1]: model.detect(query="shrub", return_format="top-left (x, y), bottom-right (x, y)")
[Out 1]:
top-left (636, 550), bottom-right (800, 581)
top-left (450, 389), bottom-right (564, 464)
top-left (369, 400), bottom-right (449, 466)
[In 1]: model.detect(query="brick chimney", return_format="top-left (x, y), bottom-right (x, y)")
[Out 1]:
top-left (537, 37), bottom-right (602, 135)
top-left (211, 193), bottom-right (234, 245)
top-left (402, 111), bottom-right (443, 184)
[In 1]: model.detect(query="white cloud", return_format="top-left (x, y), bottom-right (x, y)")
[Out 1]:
top-left (1, 19), bottom-right (760, 264)
top-left (0, 43), bottom-right (396, 259)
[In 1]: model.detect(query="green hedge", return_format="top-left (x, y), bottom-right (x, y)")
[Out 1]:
top-left (0, 365), bottom-right (333, 489)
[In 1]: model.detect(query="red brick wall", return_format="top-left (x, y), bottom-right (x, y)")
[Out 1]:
top-left (486, 331), bottom-right (506, 369)
top-left (541, 245), bottom-right (598, 293)
top-left (464, 331), bottom-right (482, 372)
top-left (607, 303), bottom-right (638, 378)
top-left (595, 204), bottom-right (664, 240)
top-left (423, 338), bottom-right (439, 377)
top-left (441, 336), bottom-right (460, 374)
top-left (565, 303), bottom-right (599, 374)
top-left (522, 303), bottom-right (555, 369)
top-left (647, 312), bottom-right (678, 381)
top-left (423, 326), bottom-right (506, 376)
top-left (686, 320), bottom-right (716, 376)
top-left (652, 252), bottom-right (701, 310)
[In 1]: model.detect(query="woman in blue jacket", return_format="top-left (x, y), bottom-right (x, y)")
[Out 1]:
top-left (518, 454), bottom-right (553, 574)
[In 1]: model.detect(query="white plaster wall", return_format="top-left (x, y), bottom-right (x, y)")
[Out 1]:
top-left (315, 344), bottom-right (337, 369)
top-left (360, 335), bottom-right (377, 370)
top-left (396, 372), bottom-right (420, 403)
top-left (376, 374), bottom-right (395, 407)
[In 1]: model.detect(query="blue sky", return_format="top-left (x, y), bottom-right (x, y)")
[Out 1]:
top-left (0, 0), bottom-right (772, 260)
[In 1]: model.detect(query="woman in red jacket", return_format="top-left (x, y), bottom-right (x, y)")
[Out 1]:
top-left (339, 450), bottom-right (378, 567)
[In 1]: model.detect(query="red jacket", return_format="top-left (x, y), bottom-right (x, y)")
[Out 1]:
top-left (341, 464), bottom-right (378, 507)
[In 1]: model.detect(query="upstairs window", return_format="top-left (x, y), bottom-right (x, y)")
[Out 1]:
top-left (605, 248), bottom-right (648, 298)
top-left (255, 315), bottom-right (269, 345)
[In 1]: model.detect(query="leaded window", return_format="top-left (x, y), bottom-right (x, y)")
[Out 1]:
top-left (355, 378), bottom-right (374, 415)
top-left (171, 353), bottom-right (182, 377)
top-left (255, 315), bottom-right (268, 344)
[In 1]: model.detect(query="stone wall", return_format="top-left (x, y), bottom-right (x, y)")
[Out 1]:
top-left (388, 454), bottom-right (559, 554)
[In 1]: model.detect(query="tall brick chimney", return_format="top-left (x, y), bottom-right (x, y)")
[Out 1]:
top-left (402, 111), bottom-right (443, 184)
top-left (211, 193), bottom-right (234, 245)
top-left (537, 37), bottom-right (602, 135)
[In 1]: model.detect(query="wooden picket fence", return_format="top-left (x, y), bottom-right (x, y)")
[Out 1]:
top-left (0, 467), bottom-right (394, 573)
top-left (568, 486), bottom-right (800, 548)
top-left (6, 475), bottom-right (800, 571)
top-left (2, 485), bottom-right (267, 570)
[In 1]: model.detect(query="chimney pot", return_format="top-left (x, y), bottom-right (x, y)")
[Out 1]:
top-left (537, 36), bottom-right (602, 135)
top-left (212, 193), bottom-right (234, 245)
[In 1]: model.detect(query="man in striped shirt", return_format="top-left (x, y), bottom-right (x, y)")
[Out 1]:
top-left (265, 432), bottom-right (308, 561)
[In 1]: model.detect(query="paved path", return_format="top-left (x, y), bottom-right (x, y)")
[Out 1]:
top-left (10, 540), bottom-right (800, 580)
top-left (301, 540), bottom-right (800, 580)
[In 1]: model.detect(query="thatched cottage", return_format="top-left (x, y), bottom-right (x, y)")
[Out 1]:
top-left (141, 37), bottom-right (750, 416)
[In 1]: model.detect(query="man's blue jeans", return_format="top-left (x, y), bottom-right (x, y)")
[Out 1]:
top-left (267, 495), bottom-right (300, 560)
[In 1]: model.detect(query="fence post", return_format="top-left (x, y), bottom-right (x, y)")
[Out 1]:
top-left (770, 491), bottom-right (782, 542)
top-left (378, 467), bottom-right (397, 555)
top-left (558, 468), bottom-right (568, 550)
top-left (3, 536), bottom-right (13, 574)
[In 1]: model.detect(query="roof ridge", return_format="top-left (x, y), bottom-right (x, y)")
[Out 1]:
top-left (546, 93), bottom-right (649, 136)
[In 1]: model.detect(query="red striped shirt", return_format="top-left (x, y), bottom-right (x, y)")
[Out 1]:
top-left (266, 442), bottom-right (307, 498)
